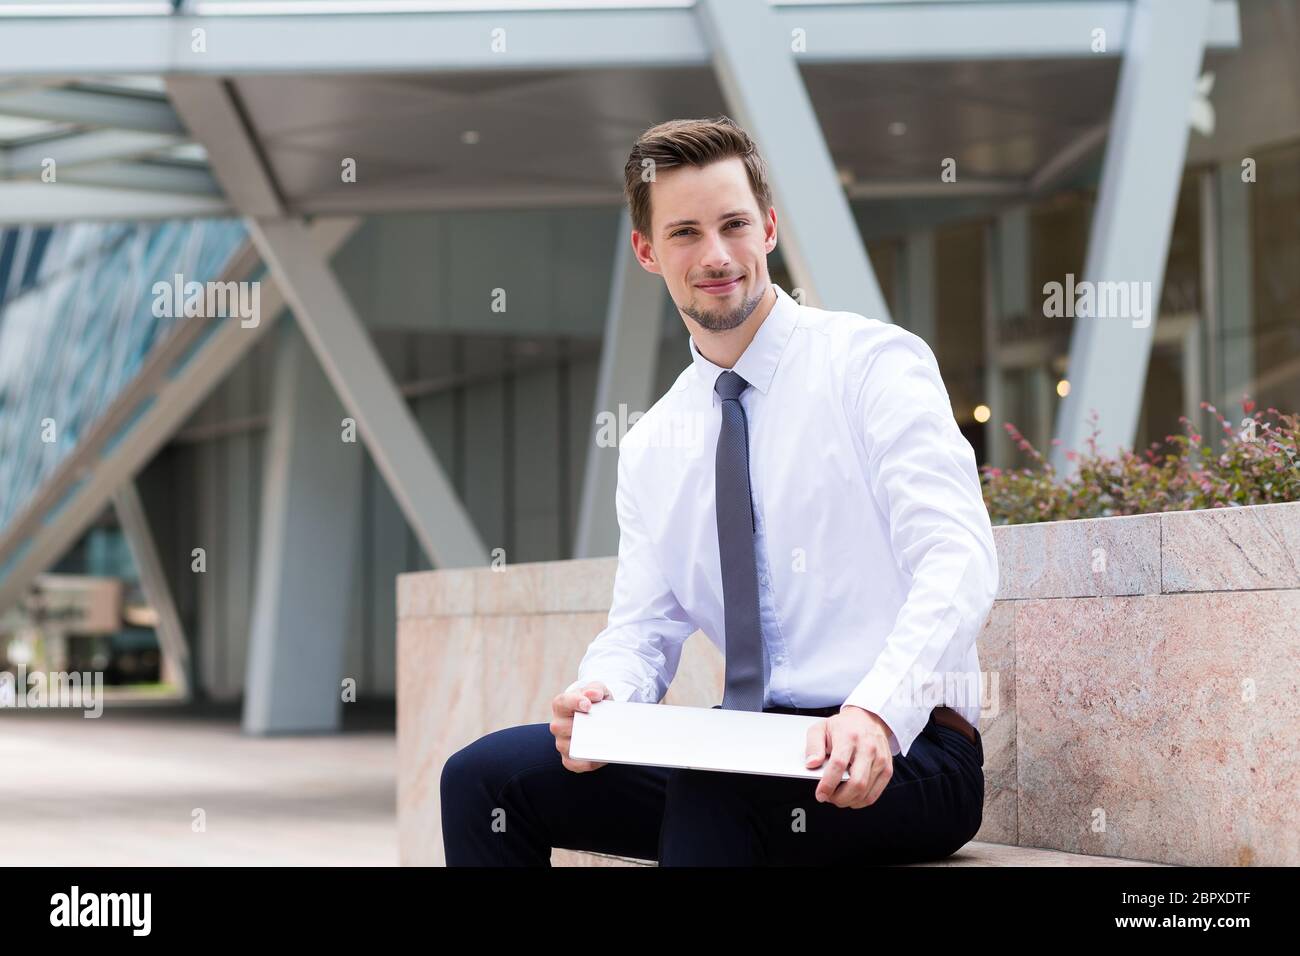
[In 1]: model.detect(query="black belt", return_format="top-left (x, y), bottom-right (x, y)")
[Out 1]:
top-left (930, 705), bottom-right (977, 745)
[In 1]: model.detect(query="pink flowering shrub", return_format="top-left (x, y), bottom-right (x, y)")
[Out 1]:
top-left (981, 396), bottom-right (1300, 525)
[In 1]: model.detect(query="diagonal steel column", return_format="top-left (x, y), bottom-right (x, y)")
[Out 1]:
top-left (247, 218), bottom-right (487, 569)
top-left (1051, 0), bottom-right (1213, 469)
top-left (697, 0), bottom-right (891, 320)
top-left (574, 208), bottom-right (665, 559)
top-left (168, 76), bottom-right (487, 568)
top-left (112, 480), bottom-right (193, 700)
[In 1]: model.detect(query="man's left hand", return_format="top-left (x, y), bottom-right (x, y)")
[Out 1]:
top-left (806, 705), bottom-right (894, 809)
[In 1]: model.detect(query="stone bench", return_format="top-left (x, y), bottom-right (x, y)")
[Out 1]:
top-left (399, 500), bottom-right (1300, 866)
top-left (552, 841), bottom-right (1166, 867)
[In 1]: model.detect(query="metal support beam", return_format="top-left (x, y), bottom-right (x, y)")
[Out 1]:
top-left (1050, 0), bottom-right (1213, 470)
top-left (902, 231), bottom-right (936, 345)
top-left (574, 208), bottom-right (664, 559)
top-left (1203, 162), bottom-right (1255, 414)
top-left (0, 85), bottom-right (185, 134)
top-left (0, 4), bottom-right (1242, 76)
top-left (0, 182), bottom-right (229, 225)
top-left (848, 178), bottom-right (1024, 201)
top-left (57, 160), bottom-right (222, 196)
top-left (243, 322), bottom-right (361, 735)
top-left (1, 130), bottom-right (180, 176)
top-left (168, 75), bottom-right (486, 568)
top-left (165, 77), bottom-right (284, 218)
top-left (1029, 122), bottom-right (1108, 195)
top-left (248, 217), bottom-right (488, 569)
top-left (111, 480), bottom-right (193, 700)
top-left (989, 206), bottom-right (1030, 466)
top-left (698, 0), bottom-right (890, 320)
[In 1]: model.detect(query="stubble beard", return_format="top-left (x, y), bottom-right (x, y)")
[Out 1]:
top-left (684, 283), bottom-right (765, 332)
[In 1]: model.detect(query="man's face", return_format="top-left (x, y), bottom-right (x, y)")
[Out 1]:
top-left (631, 157), bottom-right (778, 332)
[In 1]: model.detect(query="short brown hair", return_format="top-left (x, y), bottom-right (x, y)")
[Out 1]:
top-left (623, 116), bottom-right (773, 238)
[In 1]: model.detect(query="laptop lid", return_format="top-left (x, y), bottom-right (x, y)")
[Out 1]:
top-left (569, 700), bottom-right (849, 781)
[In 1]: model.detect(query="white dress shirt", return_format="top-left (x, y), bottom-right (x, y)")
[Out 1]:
top-left (567, 283), bottom-right (998, 758)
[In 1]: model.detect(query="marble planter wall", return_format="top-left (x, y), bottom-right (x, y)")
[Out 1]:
top-left (398, 500), bottom-right (1300, 866)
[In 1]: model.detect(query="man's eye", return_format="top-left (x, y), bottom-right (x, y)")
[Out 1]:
top-left (671, 222), bottom-right (744, 238)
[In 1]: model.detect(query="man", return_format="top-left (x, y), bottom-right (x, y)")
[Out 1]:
top-left (441, 116), bottom-right (998, 866)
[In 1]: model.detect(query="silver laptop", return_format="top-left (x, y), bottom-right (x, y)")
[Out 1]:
top-left (569, 700), bottom-right (850, 781)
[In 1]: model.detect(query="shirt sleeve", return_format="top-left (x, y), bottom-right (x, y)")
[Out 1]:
top-left (839, 331), bottom-right (1000, 758)
top-left (568, 446), bottom-right (697, 704)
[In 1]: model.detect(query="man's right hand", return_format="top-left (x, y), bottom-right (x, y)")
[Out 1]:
top-left (550, 681), bottom-right (612, 773)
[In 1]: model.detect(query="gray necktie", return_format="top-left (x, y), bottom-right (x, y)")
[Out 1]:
top-left (714, 370), bottom-right (765, 711)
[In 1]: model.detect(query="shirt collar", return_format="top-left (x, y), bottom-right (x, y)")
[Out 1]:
top-left (689, 282), bottom-right (799, 400)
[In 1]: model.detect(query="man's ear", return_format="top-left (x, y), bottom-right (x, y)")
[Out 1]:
top-left (764, 206), bottom-right (779, 254)
top-left (631, 230), bottom-right (662, 276)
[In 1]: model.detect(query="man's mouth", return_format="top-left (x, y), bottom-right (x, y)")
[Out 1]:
top-left (696, 275), bottom-right (743, 295)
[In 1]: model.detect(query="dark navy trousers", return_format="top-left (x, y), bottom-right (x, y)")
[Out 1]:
top-left (440, 704), bottom-right (985, 866)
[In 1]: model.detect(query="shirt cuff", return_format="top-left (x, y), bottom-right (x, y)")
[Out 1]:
top-left (565, 677), bottom-right (649, 703)
top-left (841, 690), bottom-right (929, 759)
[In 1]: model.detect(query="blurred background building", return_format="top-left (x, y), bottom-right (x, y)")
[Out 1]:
top-left (0, 0), bottom-right (1295, 735)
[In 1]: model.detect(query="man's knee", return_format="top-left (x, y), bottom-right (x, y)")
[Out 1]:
top-left (441, 738), bottom-right (488, 803)
top-left (441, 723), bottom-right (555, 807)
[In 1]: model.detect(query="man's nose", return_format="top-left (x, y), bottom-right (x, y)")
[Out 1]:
top-left (699, 231), bottom-right (732, 270)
